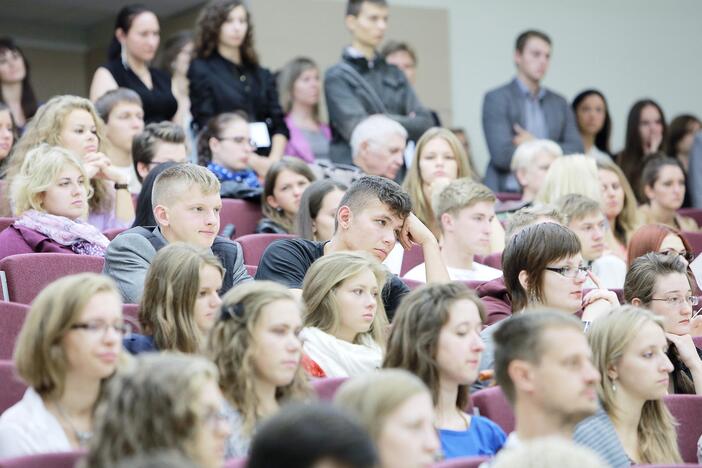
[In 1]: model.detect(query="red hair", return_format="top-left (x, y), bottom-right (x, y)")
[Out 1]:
top-left (627, 223), bottom-right (693, 267)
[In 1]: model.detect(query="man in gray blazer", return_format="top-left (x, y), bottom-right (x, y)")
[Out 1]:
top-left (103, 164), bottom-right (251, 303)
top-left (482, 30), bottom-right (583, 192)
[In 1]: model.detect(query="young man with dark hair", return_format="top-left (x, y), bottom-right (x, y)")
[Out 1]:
top-left (493, 311), bottom-right (600, 447)
top-left (256, 175), bottom-right (449, 318)
top-left (324, 0), bottom-right (433, 165)
top-left (132, 122), bottom-right (189, 184)
top-left (482, 29), bottom-right (583, 192)
top-left (104, 163), bottom-right (251, 302)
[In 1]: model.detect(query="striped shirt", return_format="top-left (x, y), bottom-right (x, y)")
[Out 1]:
top-left (573, 406), bottom-right (632, 467)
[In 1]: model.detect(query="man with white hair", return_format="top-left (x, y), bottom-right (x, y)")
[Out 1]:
top-left (511, 139), bottom-right (562, 203)
top-left (350, 114), bottom-right (407, 180)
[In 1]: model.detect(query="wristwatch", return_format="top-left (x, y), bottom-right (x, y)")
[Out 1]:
top-left (114, 182), bottom-right (129, 191)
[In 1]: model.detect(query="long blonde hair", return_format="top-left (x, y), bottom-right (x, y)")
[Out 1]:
top-left (596, 156), bottom-right (641, 247)
top-left (302, 251), bottom-right (389, 348)
top-left (5, 95), bottom-right (111, 213)
top-left (588, 306), bottom-right (682, 464)
top-left (534, 155), bottom-right (601, 205)
top-left (207, 281), bottom-right (310, 435)
top-left (403, 128), bottom-right (475, 236)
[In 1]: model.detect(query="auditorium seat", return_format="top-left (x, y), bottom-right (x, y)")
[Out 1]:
top-left (495, 192), bottom-right (522, 202)
top-left (0, 360), bottom-right (26, 414)
top-left (311, 377), bottom-right (348, 401)
top-left (102, 227), bottom-right (127, 241)
top-left (220, 199), bottom-right (263, 238)
top-left (223, 458), bottom-right (247, 468)
top-left (0, 302), bottom-right (29, 360)
top-left (0, 217), bottom-right (15, 234)
top-left (0, 451), bottom-right (85, 468)
top-left (470, 386), bottom-right (515, 434)
top-left (0, 254), bottom-right (105, 304)
top-left (122, 303), bottom-right (141, 333)
top-left (693, 336), bottom-right (702, 349)
top-left (400, 244), bottom-right (424, 277)
top-left (682, 231), bottom-right (702, 256)
top-left (663, 394), bottom-right (702, 463)
top-left (476, 252), bottom-right (502, 270)
top-left (401, 278), bottom-right (423, 290)
top-left (433, 456), bottom-right (490, 467)
top-left (235, 233), bottom-right (296, 266)
top-left (245, 264), bottom-right (257, 277)
top-left (678, 208), bottom-right (702, 227)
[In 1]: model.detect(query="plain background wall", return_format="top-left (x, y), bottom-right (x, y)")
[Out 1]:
top-left (10, 0), bottom-right (702, 176)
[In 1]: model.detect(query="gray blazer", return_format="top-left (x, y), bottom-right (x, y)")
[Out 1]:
top-left (103, 226), bottom-right (251, 303)
top-left (482, 79), bottom-right (584, 191)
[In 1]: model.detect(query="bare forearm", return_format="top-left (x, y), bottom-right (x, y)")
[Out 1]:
top-left (421, 240), bottom-right (450, 283)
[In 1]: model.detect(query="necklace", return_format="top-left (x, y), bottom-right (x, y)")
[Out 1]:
top-left (55, 401), bottom-right (93, 447)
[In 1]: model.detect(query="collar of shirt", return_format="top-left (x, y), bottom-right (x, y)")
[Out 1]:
top-left (207, 162), bottom-right (260, 187)
top-left (514, 77), bottom-right (546, 100)
top-left (345, 46), bottom-right (380, 68)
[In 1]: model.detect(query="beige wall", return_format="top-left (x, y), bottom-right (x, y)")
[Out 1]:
top-left (22, 47), bottom-right (87, 102)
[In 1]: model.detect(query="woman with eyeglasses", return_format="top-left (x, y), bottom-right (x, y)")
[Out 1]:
top-left (473, 222), bottom-right (619, 391)
top-left (0, 273), bottom-right (127, 458)
top-left (624, 252), bottom-right (702, 394)
top-left (627, 223), bottom-right (695, 266)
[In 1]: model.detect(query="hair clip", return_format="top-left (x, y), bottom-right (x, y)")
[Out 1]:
top-left (220, 302), bottom-right (245, 321)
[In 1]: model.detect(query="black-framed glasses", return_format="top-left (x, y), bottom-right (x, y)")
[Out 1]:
top-left (70, 321), bottom-right (132, 337)
top-left (544, 264), bottom-right (592, 279)
top-left (658, 249), bottom-right (695, 263)
top-left (217, 136), bottom-right (257, 150)
top-left (650, 296), bottom-right (699, 307)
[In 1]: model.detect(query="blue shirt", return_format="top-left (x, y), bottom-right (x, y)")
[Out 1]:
top-left (514, 77), bottom-right (548, 139)
top-left (207, 162), bottom-right (261, 188)
top-left (439, 414), bottom-right (506, 459)
top-left (123, 333), bottom-right (157, 355)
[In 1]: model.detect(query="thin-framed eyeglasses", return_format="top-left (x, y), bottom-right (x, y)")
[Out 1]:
top-left (658, 249), bottom-right (695, 263)
top-left (70, 321), bottom-right (132, 337)
top-left (544, 264), bottom-right (592, 279)
top-left (217, 136), bottom-right (258, 150)
top-left (650, 296), bottom-right (699, 307)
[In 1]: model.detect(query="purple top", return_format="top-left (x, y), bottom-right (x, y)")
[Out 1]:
top-left (0, 225), bottom-right (74, 261)
top-left (284, 115), bottom-right (331, 163)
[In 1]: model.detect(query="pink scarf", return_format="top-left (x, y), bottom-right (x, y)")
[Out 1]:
top-left (15, 210), bottom-right (109, 256)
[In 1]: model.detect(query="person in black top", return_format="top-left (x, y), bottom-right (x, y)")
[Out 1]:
top-left (90, 4), bottom-right (177, 124)
top-left (256, 175), bottom-right (450, 319)
top-left (188, 0), bottom-right (289, 161)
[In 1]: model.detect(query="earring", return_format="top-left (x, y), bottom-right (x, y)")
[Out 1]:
top-left (611, 381), bottom-right (617, 393)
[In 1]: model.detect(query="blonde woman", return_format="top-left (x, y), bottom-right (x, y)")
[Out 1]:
top-left (3, 95), bottom-right (135, 228)
top-left (403, 127), bottom-right (475, 237)
top-left (208, 281), bottom-right (310, 458)
top-left (573, 306), bottom-right (682, 465)
top-left (0, 144), bottom-right (109, 260)
top-left (534, 155), bottom-right (602, 206)
top-left (82, 353), bottom-right (231, 468)
top-left (0, 274), bottom-right (126, 458)
top-left (124, 242), bottom-right (224, 354)
top-left (335, 369), bottom-right (440, 468)
top-left (596, 156), bottom-right (641, 260)
top-left (300, 251), bottom-right (389, 378)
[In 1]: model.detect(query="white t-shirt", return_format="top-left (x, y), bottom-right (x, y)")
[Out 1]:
top-left (382, 242), bottom-right (405, 276)
top-left (403, 261), bottom-right (503, 283)
top-left (584, 254), bottom-right (626, 290)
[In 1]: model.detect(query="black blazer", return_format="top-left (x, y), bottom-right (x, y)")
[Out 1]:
top-left (188, 51), bottom-right (289, 146)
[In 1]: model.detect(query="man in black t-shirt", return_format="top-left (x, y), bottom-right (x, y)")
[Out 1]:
top-left (256, 176), bottom-right (450, 319)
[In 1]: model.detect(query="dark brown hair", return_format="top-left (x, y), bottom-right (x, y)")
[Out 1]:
top-left (640, 156), bottom-right (685, 202)
top-left (572, 89), bottom-right (612, 155)
top-left (666, 114), bottom-right (701, 158)
top-left (107, 4), bottom-right (155, 61)
top-left (346, 0), bottom-right (388, 16)
top-left (154, 31), bottom-right (193, 76)
top-left (196, 111), bottom-right (248, 166)
top-left (515, 30), bottom-right (551, 52)
top-left (132, 122), bottom-right (186, 182)
top-left (262, 157), bottom-right (316, 232)
top-left (194, 0), bottom-right (258, 65)
top-left (0, 37), bottom-right (38, 121)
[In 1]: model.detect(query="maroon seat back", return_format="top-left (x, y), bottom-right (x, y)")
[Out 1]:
top-left (0, 302), bottom-right (29, 360)
top-left (122, 303), bottom-right (141, 333)
top-left (311, 377), bottom-right (348, 402)
top-left (693, 336), bottom-right (702, 349)
top-left (0, 451), bottom-right (85, 468)
top-left (0, 217), bottom-right (15, 234)
top-left (663, 394), bottom-right (702, 463)
top-left (470, 386), bottom-right (515, 434)
top-left (245, 264), bottom-right (258, 277)
top-left (682, 231), bottom-right (702, 256)
top-left (678, 208), bottom-right (702, 227)
top-left (235, 233), bottom-right (296, 266)
top-left (400, 244), bottom-right (424, 277)
top-left (433, 456), bottom-right (490, 468)
top-left (220, 199), bottom-right (263, 238)
top-left (401, 278), bottom-right (424, 290)
top-left (223, 459), bottom-right (247, 468)
top-left (495, 192), bottom-right (522, 202)
top-left (479, 252), bottom-right (503, 270)
top-left (0, 254), bottom-right (105, 304)
top-left (102, 227), bottom-right (127, 241)
top-left (0, 360), bottom-right (27, 414)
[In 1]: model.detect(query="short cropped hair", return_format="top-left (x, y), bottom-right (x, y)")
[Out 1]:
top-left (515, 29), bottom-right (552, 52)
top-left (94, 87), bottom-right (143, 123)
top-left (350, 114), bottom-right (408, 159)
top-left (555, 194), bottom-right (602, 225)
top-left (505, 204), bottom-right (563, 239)
top-left (247, 403), bottom-right (378, 468)
top-left (346, 0), bottom-right (387, 17)
top-left (133, 122), bottom-right (187, 182)
top-left (510, 139), bottom-right (562, 172)
top-left (336, 175), bottom-right (412, 231)
top-left (624, 252), bottom-right (689, 304)
top-left (433, 178), bottom-right (495, 232)
top-left (152, 163), bottom-right (220, 209)
top-left (493, 310), bottom-right (584, 404)
top-left (380, 40), bottom-right (416, 64)
top-left (11, 144), bottom-right (93, 215)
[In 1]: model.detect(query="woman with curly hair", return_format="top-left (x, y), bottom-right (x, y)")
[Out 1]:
top-left (208, 280), bottom-right (310, 458)
top-left (189, 0), bottom-right (289, 164)
top-left (81, 352), bottom-right (231, 468)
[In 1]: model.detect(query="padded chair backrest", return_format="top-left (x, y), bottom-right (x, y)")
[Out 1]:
top-left (311, 377), bottom-right (348, 402)
top-left (220, 199), bottom-right (263, 238)
top-left (122, 303), bottom-right (141, 333)
top-left (0, 451), bottom-right (85, 468)
top-left (235, 233), bottom-right (296, 266)
top-left (0, 253), bottom-right (105, 304)
top-left (693, 336), bottom-right (702, 349)
top-left (682, 231), bottom-right (702, 256)
top-left (479, 252), bottom-right (503, 270)
top-left (0, 302), bottom-right (29, 360)
top-left (0, 360), bottom-right (27, 415)
top-left (678, 208), bottom-right (702, 227)
top-left (400, 244), bottom-right (424, 277)
top-left (495, 192), bottom-right (522, 202)
top-left (223, 459), bottom-right (247, 468)
top-left (401, 278), bottom-right (424, 290)
top-left (245, 264), bottom-right (258, 277)
top-left (0, 217), bottom-right (15, 234)
top-left (102, 227), bottom-right (127, 241)
top-left (433, 456), bottom-right (490, 468)
top-left (470, 386), bottom-right (515, 434)
top-left (663, 394), bottom-right (702, 463)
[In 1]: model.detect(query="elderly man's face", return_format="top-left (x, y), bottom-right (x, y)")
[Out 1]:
top-left (358, 133), bottom-right (406, 179)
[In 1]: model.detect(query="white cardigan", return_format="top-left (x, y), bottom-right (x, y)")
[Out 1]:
top-left (0, 388), bottom-right (72, 458)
